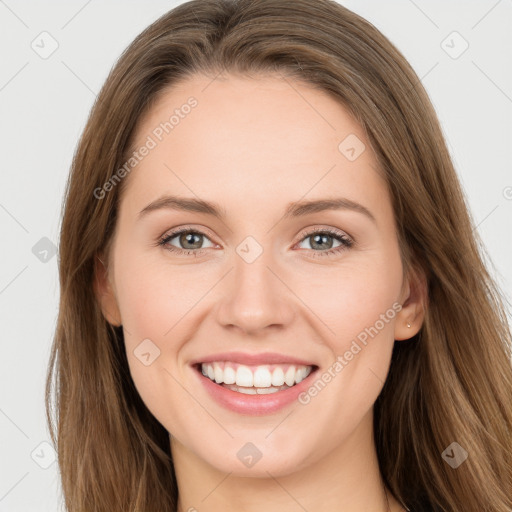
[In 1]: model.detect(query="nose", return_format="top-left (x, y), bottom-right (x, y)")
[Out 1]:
top-left (215, 247), bottom-right (295, 336)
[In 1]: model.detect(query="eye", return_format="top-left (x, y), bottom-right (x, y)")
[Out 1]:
top-left (157, 228), bottom-right (215, 256)
top-left (157, 226), bottom-right (354, 257)
top-left (295, 227), bottom-right (353, 258)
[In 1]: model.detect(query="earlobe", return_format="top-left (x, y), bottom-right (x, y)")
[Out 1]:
top-left (94, 254), bottom-right (122, 327)
top-left (394, 264), bottom-right (427, 341)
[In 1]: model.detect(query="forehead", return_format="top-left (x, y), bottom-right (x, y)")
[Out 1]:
top-left (121, 72), bottom-right (390, 223)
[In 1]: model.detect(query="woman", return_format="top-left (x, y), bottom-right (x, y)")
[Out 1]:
top-left (46, 0), bottom-right (512, 511)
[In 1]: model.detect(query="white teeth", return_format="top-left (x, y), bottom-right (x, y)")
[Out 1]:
top-left (213, 363), bottom-right (223, 383)
top-left (235, 386), bottom-right (257, 395)
top-left (284, 366), bottom-right (296, 387)
top-left (256, 387), bottom-right (277, 394)
top-left (253, 366), bottom-right (272, 387)
top-left (200, 362), bottom-right (314, 390)
top-left (223, 365), bottom-right (236, 385)
top-left (296, 366), bottom-right (311, 383)
top-left (236, 365), bottom-right (253, 387)
top-left (271, 367), bottom-right (285, 386)
top-left (221, 383), bottom-right (293, 394)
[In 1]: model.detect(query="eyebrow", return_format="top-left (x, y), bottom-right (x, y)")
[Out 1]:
top-left (138, 194), bottom-right (376, 224)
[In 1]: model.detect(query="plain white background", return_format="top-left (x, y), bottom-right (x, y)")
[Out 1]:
top-left (0, 1), bottom-right (511, 510)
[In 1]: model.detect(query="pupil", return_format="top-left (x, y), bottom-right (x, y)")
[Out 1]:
top-left (312, 234), bottom-right (333, 250)
top-left (181, 232), bottom-right (202, 249)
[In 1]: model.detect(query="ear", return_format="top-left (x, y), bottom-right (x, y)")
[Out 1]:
top-left (93, 253), bottom-right (122, 327)
top-left (394, 263), bottom-right (427, 341)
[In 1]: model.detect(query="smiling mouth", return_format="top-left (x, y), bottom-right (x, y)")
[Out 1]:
top-left (194, 362), bottom-right (318, 395)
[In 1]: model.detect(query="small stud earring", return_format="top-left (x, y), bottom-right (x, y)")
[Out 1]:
top-left (407, 322), bottom-right (411, 328)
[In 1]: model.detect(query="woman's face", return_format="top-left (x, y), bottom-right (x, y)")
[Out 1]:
top-left (98, 72), bottom-right (420, 477)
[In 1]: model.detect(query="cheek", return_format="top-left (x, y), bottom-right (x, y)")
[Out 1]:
top-left (294, 284), bottom-right (400, 444)
top-left (288, 255), bottom-right (403, 346)
top-left (112, 254), bottom-right (198, 430)
top-left (113, 251), bottom-right (206, 340)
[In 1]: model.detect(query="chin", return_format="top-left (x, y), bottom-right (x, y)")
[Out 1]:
top-left (193, 439), bottom-right (314, 478)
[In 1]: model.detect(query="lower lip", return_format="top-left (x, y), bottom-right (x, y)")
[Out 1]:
top-left (192, 365), bottom-right (318, 415)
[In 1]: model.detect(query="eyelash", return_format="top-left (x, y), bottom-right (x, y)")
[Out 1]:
top-left (156, 226), bottom-right (354, 258)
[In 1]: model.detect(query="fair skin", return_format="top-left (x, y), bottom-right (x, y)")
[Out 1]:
top-left (96, 72), bottom-right (425, 512)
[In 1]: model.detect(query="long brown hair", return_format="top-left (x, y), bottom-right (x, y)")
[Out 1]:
top-left (46, 1), bottom-right (512, 510)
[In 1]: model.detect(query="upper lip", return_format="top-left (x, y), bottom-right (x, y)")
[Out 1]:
top-left (190, 351), bottom-right (317, 367)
